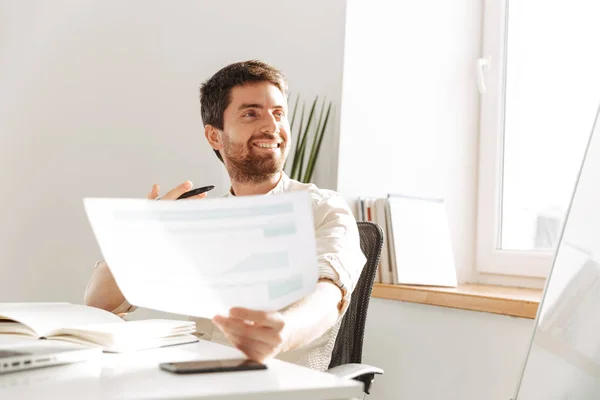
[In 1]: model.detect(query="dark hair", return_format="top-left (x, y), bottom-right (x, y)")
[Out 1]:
top-left (199, 60), bottom-right (288, 162)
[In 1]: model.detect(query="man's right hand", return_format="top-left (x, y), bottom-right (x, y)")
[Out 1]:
top-left (148, 181), bottom-right (209, 201)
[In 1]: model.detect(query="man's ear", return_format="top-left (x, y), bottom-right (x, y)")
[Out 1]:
top-left (205, 125), bottom-right (223, 151)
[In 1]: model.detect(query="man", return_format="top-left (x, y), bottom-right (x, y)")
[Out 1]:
top-left (84, 60), bottom-right (366, 371)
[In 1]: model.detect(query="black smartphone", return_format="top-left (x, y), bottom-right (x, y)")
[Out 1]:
top-left (159, 358), bottom-right (267, 374)
top-left (176, 185), bottom-right (215, 200)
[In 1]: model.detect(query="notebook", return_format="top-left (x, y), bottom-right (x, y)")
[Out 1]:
top-left (0, 303), bottom-right (198, 353)
top-left (386, 194), bottom-right (457, 287)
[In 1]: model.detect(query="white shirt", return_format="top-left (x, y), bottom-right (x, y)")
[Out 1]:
top-left (109, 172), bottom-right (366, 371)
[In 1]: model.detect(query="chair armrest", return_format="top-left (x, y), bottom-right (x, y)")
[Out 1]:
top-left (328, 363), bottom-right (383, 380)
top-left (328, 363), bottom-right (383, 395)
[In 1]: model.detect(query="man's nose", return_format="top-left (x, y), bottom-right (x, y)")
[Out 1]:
top-left (260, 114), bottom-right (279, 135)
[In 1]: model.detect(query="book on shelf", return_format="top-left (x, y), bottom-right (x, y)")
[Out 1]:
top-left (374, 198), bottom-right (393, 284)
top-left (0, 302), bottom-right (198, 353)
top-left (358, 194), bottom-right (457, 287)
top-left (358, 196), bottom-right (394, 284)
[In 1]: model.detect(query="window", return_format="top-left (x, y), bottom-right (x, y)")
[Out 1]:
top-left (477, 0), bottom-right (600, 278)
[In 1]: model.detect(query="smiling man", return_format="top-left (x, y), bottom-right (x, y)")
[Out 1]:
top-left (84, 60), bottom-right (366, 371)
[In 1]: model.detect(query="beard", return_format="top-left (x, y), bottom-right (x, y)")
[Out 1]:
top-left (221, 132), bottom-right (288, 184)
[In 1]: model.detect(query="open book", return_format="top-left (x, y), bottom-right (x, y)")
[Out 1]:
top-left (0, 303), bottom-right (198, 353)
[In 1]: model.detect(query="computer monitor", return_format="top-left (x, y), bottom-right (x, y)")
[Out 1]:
top-left (513, 104), bottom-right (600, 399)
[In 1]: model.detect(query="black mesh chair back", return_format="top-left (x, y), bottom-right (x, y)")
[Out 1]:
top-left (328, 221), bottom-right (384, 369)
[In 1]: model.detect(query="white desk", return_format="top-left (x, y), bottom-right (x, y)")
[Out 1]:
top-left (0, 338), bottom-right (363, 399)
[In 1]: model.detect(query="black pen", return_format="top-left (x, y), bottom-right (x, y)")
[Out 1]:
top-left (176, 185), bottom-right (215, 200)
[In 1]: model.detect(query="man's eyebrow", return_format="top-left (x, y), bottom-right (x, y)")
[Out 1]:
top-left (238, 103), bottom-right (263, 110)
top-left (237, 103), bottom-right (285, 111)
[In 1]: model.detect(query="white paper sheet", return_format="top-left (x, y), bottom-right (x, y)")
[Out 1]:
top-left (83, 191), bottom-right (318, 318)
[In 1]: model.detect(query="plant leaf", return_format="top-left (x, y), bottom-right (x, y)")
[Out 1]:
top-left (304, 101), bottom-right (332, 183)
top-left (289, 93), bottom-right (300, 133)
top-left (284, 94), bottom-right (300, 173)
top-left (290, 102), bottom-right (305, 180)
top-left (304, 97), bottom-right (326, 182)
top-left (297, 96), bottom-right (318, 182)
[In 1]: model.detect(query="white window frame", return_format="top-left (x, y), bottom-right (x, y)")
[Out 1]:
top-left (475, 0), bottom-right (553, 279)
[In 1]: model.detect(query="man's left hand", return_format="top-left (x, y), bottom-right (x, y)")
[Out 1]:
top-left (213, 308), bottom-right (290, 363)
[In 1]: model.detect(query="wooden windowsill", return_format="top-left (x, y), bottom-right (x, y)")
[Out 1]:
top-left (371, 283), bottom-right (543, 319)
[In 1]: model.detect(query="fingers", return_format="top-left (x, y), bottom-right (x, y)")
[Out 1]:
top-left (162, 181), bottom-right (193, 200)
top-left (180, 192), bottom-right (208, 201)
top-left (213, 316), bottom-right (275, 345)
top-left (147, 184), bottom-right (160, 200)
top-left (228, 307), bottom-right (284, 329)
top-left (148, 182), bottom-right (207, 201)
top-left (151, 181), bottom-right (193, 201)
top-left (236, 340), bottom-right (272, 362)
top-left (213, 317), bottom-right (277, 362)
top-left (218, 326), bottom-right (270, 362)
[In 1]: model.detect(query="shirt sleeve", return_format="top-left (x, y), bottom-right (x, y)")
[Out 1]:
top-left (313, 193), bottom-right (366, 317)
top-left (111, 299), bottom-right (137, 316)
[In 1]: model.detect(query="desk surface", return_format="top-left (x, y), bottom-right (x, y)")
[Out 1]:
top-left (0, 337), bottom-right (363, 400)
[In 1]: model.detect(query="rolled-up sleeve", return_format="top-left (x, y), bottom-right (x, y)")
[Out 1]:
top-left (111, 299), bottom-right (137, 316)
top-left (313, 192), bottom-right (366, 316)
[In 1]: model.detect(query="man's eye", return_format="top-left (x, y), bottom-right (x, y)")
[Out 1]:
top-left (243, 111), bottom-right (257, 117)
top-left (274, 111), bottom-right (285, 118)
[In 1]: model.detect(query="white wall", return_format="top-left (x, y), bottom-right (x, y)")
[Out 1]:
top-left (337, 1), bottom-right (536, 399)
top-left (338, 0), bottom-right (482, 283)
top-left (363, 300), bottom-right (534, 400)
top-left (0, 0), bottom-right (346, 303)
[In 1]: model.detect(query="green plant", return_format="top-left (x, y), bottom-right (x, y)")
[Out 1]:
top-left (285, 94), bottom-right (332, 183)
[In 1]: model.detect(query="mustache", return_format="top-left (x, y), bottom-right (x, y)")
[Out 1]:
top-left (248, 134), bottom-right (285, 143)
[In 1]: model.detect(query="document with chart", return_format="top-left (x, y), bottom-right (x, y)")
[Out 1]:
top-left (83, 191), bottom-right (318, 318)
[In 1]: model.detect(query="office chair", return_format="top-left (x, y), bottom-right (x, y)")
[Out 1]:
top-left (327, 221), bottom-right (384, 397)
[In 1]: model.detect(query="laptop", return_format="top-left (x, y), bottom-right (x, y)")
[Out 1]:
top-left (0, 338), bottom-right (101, 374)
